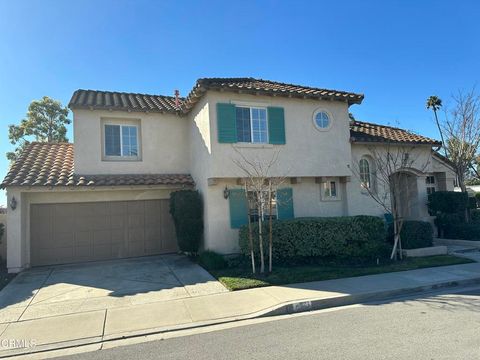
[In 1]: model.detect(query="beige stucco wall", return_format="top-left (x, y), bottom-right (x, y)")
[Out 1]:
top-left (201, 92), bottom-right (352, 178)
top-left (5, 186), bottom-right (186, 272)
top-left (73, 109), bottom-right (190, 175)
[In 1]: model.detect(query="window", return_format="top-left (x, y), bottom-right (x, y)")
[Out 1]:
top-left (359, 158), bottom-right (371, 189)
top-left (426, 175), bottom-right (436, 195)
top-left (247, 191), bottom-right (277, 222)
top-left (323, 181), bottom-right (338, 199)
top-left (235, 106), bottom-right (268, 143)
top-left (313, 110), bottom-right (331, 130)
top-left (104, 124), bottom-right (139, 158)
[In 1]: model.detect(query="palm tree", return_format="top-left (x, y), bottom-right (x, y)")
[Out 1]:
top-left (426, 95), bottom-right (446, 156)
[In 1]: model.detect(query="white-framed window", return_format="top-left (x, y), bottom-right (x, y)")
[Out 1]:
top-left (426, 175), bottom-right (436, 195)
top-left (323, 181), bottom-right (338, 199)
top-left (313, 109), bottom-right (332, 131)
top-left (236, 106), bottom-right (268, 143)
top-left (359, 158), bottom-right (371, 189)
top-left (104, 124), bottom-right (139, 158)
top-left (247, 190), bottom-right (277, 222)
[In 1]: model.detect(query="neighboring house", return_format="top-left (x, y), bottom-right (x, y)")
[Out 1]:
top-left (1, 78), bottom-right (456, 273)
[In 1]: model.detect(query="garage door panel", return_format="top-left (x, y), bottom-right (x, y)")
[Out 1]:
top-left (31, 199), bottom-right (178, 266)
top-left (128, 214), bottom-right (145, 228)
top-left (53, 204), bottom-right (76, 218)
top-left (54, 232), bottom-right (74, 248)
top-left (75, 231), bottom-right (93, 247)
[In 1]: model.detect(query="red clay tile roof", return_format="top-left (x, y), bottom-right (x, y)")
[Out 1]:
top-left (350, 120), bottom-right (442, 146)
top-left (184, 78), bottom-right (364, 111)
top-left (69, 78), bottom-right (364, 114)
top-left (1, 143), bottom-right (194, 188)
top-left (69, 90), bottom-right (185, 114)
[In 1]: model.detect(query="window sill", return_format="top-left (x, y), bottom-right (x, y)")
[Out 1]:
top-left (232, 143), bottom-right (274, 149)
top-left (102, 156), bottom-right (142, 162)
top-left (321, 197), bottom-right (342, 202)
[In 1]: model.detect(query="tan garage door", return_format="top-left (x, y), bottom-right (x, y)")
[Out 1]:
top-left (30, 200), bottom-right (177, 266)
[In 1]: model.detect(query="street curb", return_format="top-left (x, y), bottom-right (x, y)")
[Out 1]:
top-left (3, 276), bottom-right (480, 358)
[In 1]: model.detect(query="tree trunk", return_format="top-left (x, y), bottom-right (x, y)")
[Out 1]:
top-left (268, 180), bottom-right (273, 273)
top-left (258, 198), bottom-right (265, 274)
top-left (245, 184), bottom-right (256, 274)
top-left (433, 110), bottom-right (447, 157)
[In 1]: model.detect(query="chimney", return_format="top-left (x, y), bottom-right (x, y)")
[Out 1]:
top-left (174, 89), bottom-right (180, 108)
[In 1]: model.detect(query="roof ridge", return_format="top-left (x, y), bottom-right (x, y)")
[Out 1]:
top-left (73, 89), bottom-right (186, 101)
top-left (198, 77), bottom-right (364, 96)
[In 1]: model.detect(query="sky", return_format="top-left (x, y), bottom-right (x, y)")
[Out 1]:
top-left (0, 0), bottom-right (479, 206)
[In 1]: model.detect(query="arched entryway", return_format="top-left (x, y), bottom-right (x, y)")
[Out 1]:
top-left (390, 170), bottom-right (421, 221)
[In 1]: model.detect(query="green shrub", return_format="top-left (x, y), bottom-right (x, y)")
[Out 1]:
top-left (428, 191), bottom-right (468, 215)
top-left (199, 250), bottom-right (227, 270)
top-left (169, 190), bottom-right (203, 253)
top-left (471, 209), bottom-right (480, 223)
top-left (399, 221), bottom-right (433, 249)
top-left (239, 216), bottom-right (389, 264)
top-left (469, 196), bottom-right (478, 209)
top-left (444, 223), bottom-right (480, 240)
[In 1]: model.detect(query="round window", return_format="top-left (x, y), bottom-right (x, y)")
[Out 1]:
top-left (313, 110), bottom-right (331, 130)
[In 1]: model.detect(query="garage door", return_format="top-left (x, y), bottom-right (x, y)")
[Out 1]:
top-left (30, 200), bottom-right (177, 266)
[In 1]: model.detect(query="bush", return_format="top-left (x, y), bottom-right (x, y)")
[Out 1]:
top-left (428, 191), bottom-right (468, 215)
top-left (169, 190), bottom-right (203, 253)
top-left (444, 223), bottom-right (480, 241)
top-left (239, 216), bottom-right (389, 264)
top-left (399, 221), bottom-right (433, 249)
top-left (471, 209), bottom-right (480, 223)
top-left (469, 196), bottom-right (478, 209)
top-left (198, 250), bottom-right (227, 270)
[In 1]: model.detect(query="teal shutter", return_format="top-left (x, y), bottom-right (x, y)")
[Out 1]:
top-left (229, 189), bottom-right (248, 228)
top-left (267, 107), bottom-right (286, 144)
top-left (217, 103), bottom-right (237, 143)
top-left (277, 188), bottom-right (294, 220)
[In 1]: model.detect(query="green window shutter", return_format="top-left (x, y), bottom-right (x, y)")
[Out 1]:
top-left (267, 107), bottom-right (286, 144)
top-left (277, 188), bottom-right (294, 220)
top-left (229, 189), bottom-right (248, 229)
top-left (217, 103), bottom-right (237, 143)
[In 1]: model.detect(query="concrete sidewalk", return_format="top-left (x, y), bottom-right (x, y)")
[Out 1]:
top-left (2, 262), bottom-right (480, 357)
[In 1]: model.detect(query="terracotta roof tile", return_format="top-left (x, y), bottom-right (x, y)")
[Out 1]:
top-left (184, 78), bottom-right (364, 111)
top-left (1, 143), bottom-right (194, 189)
top-left (68, 78), bottom-right (364, 114)
top-left (69, 90), bottom-right (185, 114)
top-left (349, 120), bottom-right (441, 146)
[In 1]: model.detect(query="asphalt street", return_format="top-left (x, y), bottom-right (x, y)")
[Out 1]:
top-left (56, 286), bottom-right (480, 360)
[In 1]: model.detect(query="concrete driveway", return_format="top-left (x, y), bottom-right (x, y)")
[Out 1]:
top-left (0, 255), bottom-right (227, 324)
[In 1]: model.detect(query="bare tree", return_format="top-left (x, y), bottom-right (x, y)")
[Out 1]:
top-left (233, 149), bottom-right (288, 273)
top-left (442, 89), bottom-right (480, 192)
top-left (350, 144), bottom-right (430, 260)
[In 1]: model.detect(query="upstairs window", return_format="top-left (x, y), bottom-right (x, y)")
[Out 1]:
top-left (235, 106), bottom-right (268, 143)
top-left (104, 124), bottom-right (139, 158)
top-left (359, 158), bottom-right (371, 189)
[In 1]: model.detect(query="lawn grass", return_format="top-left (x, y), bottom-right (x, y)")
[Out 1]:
top-left (209, 255), bottom-right (473, 291)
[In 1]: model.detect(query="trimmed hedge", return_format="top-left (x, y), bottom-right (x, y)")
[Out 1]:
top-left (387, 221), bottom-right (433, 249)
top-left (169, 190), bottom-right (203, 253)
top-left (198, 250), bottom-right (227, 270)
top-left (428, 191), bottom-right (468, 215)
top-left (471, 209), bottom-right (480, 223)
top-left (239, 216), bottom-right (389, 263)
top-left (399, 221), bottom-right (433, 249)
top-left (444, 223), bottom-right (480, 241)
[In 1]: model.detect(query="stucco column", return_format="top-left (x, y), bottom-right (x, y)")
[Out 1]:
top-left (416, 175), bottom-right (431, 222)
top-left (6, 189), bottom-right (27, 273)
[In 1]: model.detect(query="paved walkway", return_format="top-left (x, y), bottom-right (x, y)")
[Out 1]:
top-left (1, 261), bottom-right (480, 356)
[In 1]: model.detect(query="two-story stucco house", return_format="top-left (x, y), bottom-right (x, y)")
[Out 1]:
top-left (1, 78), bottom-right (456, 272)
